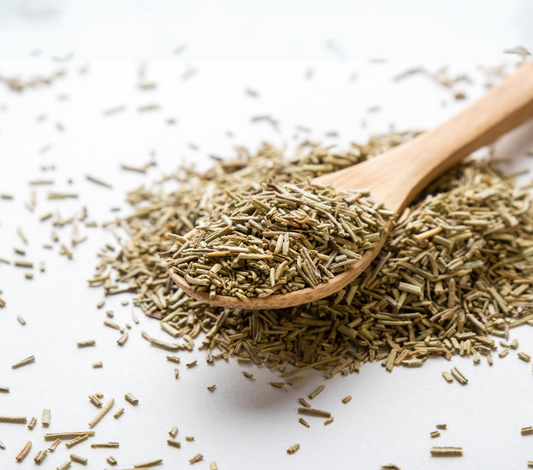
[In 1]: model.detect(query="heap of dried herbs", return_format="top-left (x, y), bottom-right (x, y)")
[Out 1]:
top-left (167, 182), bottom-right (393, 299)
top-left (93, 131), bottom-right (533, 377)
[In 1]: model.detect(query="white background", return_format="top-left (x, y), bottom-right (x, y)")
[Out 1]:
top-left (1, 3), bottom-right (533, 470)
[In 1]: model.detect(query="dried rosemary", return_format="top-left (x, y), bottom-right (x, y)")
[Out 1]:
top-left (168, 182), bottom-right (393, 299)
top-left (92, 132), bottom-right (533, 384)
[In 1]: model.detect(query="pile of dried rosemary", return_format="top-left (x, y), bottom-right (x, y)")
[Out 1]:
top-left (93, 131), bottom-right (533, 377)
top-left (166, 182), bottom-right (393, 299)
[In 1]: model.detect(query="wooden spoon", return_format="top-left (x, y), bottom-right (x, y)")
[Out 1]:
top-left (169, 62), bottom-right (533, 310)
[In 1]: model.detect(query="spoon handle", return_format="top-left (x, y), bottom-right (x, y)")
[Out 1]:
top-left (318, 62), bottom-right (533, 213)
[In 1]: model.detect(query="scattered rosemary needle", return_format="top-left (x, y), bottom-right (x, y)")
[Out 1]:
top-left (28, 416), bottom-right (37, 430)
top-left (288, 376), bottom-right (304, 386)
top-left (17, 226), bottom-right (28, 244)
top-left (189, 454), bottom-right (204, 464)
top-left (86, 175), bottom-right (112, 189)
top-left (298, 408), bottom-right (331, 418)
top-left (15, 441), bottom-right (32, 462)
top-left (499, 347), bottom-right (510, 358)
top-left (167, 440), bottom-right (181, 448)
top-left (48, 192), bottom-right (77, 199)
top-left (45, 432), bottom-right (95, 441)
top-left (518, 352), bottom-right (531, 362)
top-left (207, 384), bottom-right (216, 391)
top-left (65, 434), bottom-right (89, 448)
top-left (442, 371), bottom-right (454, 383)
top-left (0, 387), bottom-right (9, 393)
top-left (90, 442), bottom-right (119, 448)
top-left (92, 362), bottom-right (103, 368)
top-left (308, 385), bottom-right (325, 399)
top-left (138, 104), bottom-right (160, 112)
top-left (77, 340), bottom-right (95, 348)
top-left (450, 367), bottom-right (468, 385)
top-left (125, 393), bottom-right (139, 405)
top-left (210, 462), bottom-right (218, 470)
top-left (104, 320), bottom-right (120, 330)
top-left (270, 382), bottom-right (285, 389)
top-left (243, 371), bottom-right (254, 379)
top-left (89, 395), bottom-right (102, 407)
top-left (70, 454), bottom-right (88, 465)
top-left (436, 424), bottom-right (447, 429)
top-left (299, 418), bottom-right (310, 428)
top-left (169, 426), bottom-right (178, 438)
top-left (17, 315), bottom-right (25, 325)
top-left (324, 416), bottom-right (334, 425)
top-left (88, 398), bottom-right (114, 427)
top-left (521, 427), bottom-right (533, 435)
top-left (121, 162), bottom-right (155, 173)
top-left (185, 436), bottom-right (195, 441)
top-left (430, 431), bottom-right (441, 438)
top-left (14, 261), bottom-right (33, 268)
top-left (106, 456), bottom-right (117, 465)
top-left (57, 460), bottom-right (71, 470)
top-left (133, 458), bottom-right (163, 467)
top-left (117, 333), bottom-right (128, 346)
top-left (287, 444), bottom-right (300, 455)
top-left (34, 449), bottom-right (48, 464)
top-left (430, 446), bottom-right (463, 456)
top-left (298, 397), bottom-right (311, 408)
top-left (342, 395), bottom-right (352, 404)
top-left (48, 438), bottom-right (61, 452)
top-left (0, 415), bottom-right (26, 423)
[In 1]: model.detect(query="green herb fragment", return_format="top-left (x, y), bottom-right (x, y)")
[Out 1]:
top-left (70, 454), bottom-right (87, 465)
top-left (430, 446), bottom-right (463, 456)
top-left (125, 393), bottom-right (139, 405)
top-left (133, 458), bottom-right (163, 468)
top-left (270, 382), bottom-right (285, 389)
top-left (308, 385), bottom-right (325, 399)
top-left (518, 352), bottom-right (531, 362)
top-left (287, 444), bottom-right (300, 454)
top-left (189, 454), bottom-right (203, 464)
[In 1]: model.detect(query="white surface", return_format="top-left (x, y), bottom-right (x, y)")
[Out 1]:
top-left (2, 59), bottom-right (533, 470)
top-left (0, 0), bottom-right (531, 61)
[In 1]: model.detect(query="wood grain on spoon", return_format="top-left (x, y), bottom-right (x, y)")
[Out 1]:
top-left (169, 62), bottom-right (533, 310)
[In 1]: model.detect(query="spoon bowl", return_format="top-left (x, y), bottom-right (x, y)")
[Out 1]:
top-left (169, 62), bottom-right (533, 310)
